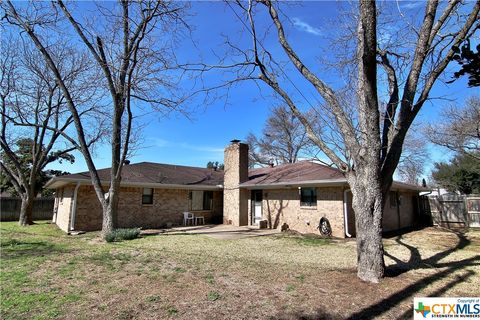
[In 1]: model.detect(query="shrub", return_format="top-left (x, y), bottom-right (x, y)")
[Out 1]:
top-left (104, 228), bottom-right (141, 242)
top-left (115, 228), bottom-right (141, 240)
top-left (105, 232), bottom-right (116, 243)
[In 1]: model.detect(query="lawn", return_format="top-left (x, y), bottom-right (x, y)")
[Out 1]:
top-left (1, 221), bottom-right (479, 320)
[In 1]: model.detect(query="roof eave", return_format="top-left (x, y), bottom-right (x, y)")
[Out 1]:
top-left (240, 179), bottom-right (429, 192)
top-left (391, 181), bottom-right (430, 192)
top-left (46, 177), bottom-right (223, 190)
top-left (240, 179), bottom-right (348, 189)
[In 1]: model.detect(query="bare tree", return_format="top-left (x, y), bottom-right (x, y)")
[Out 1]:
top-left (426, 95), bottom-right (480, 161)
top-left (2, 0), bottom-right (191, 237)
top-left (396, 129), bottom-right (429, 185)
top-left (247, 105), bottom-right (311, 166)
top-left (219, 0), bottom-right (480, 282)
top-left (0, 36), bottom-right (102, 226)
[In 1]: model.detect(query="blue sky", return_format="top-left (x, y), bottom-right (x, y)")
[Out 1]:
top-left (46, 1), bottom-right (478, 177)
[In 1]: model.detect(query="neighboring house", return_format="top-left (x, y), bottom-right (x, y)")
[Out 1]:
top-left (47, 141), bottom-right (426, 237)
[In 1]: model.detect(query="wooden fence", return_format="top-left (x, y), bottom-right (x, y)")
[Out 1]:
top-left (428, 194), bottom-right (480, 229)
top-left (0, 197), bottom-right (54, 221)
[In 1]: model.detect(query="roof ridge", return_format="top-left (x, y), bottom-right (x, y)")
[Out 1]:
top-left (248, 160), bottom-right (341, 172)
top-left (131, 161), bottom-right (221, 171)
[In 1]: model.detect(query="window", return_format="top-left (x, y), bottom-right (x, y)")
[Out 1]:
top-left (300, 187), bottom-right (317, 207)
top-left (389, 191), bottom-right (398, 208)
top-left (142, 188), bottom-right (154, 205)
top-left (190, 191), bottom-right (213, 211)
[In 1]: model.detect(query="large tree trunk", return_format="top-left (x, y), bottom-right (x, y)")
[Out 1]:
top-left (101, 201), bottom-right (114, 236)
top-left (101, 185), bottom-right (120, 238)
top-left (349, 171), bottom-right (385, 283)
top-left (18, 193), bottom-right (34, 226)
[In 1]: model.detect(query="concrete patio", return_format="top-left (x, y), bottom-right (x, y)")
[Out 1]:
top-left (141, 224), bottom-right (280, 240)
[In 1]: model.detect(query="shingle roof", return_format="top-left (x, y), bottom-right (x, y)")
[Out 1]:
top-left (47, 160), bottom-right (424, 191)
top-left (49, 162), bottom-right (224, 187)
top-left (244, 161), bottom-right (345, 187)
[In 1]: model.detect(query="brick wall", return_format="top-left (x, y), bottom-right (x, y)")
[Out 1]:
top-left (383, 191), bottom-right (416, 232)
top-left (259, 187), bottom-right (346, 238)
top-left (55, 185), bottom-right (222, 232)
top-left (74, 186), bottom-right (102, 231)
top-left (346, 190), bottom-right (417, 236)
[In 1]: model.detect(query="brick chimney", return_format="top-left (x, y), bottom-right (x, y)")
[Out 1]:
top-left (223, 140), bottom-right (249, 226)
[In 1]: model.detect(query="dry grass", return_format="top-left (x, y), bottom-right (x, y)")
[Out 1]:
top-left (1, 221), bottom-right (479, 320)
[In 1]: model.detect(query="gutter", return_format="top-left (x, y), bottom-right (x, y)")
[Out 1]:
top-left (241, 179), bottom-right (347, 189)
top-left (47, 178), bottom-right (223, 191)
top-left (69, 182), bottom-right (81, 231)
top-left (343, 189), bottom-right (352, 238)
top-left (241, 179), bottom-right (429, 191)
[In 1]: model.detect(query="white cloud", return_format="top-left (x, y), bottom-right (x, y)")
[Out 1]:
top-left (292, 17), bottom-right (322, 36)
top-left (179, 142), bottom-right (224, 154)
top-left (152, 138), bottom-right (169, 147)
top-left (401, 1), bottom-right (424, 10)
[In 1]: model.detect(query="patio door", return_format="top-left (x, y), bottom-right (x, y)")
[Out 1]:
top-left (251, 190), bottom-right (263, 225)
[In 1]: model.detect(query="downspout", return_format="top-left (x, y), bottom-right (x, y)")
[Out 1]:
top-left (343, 189), bottom-right (352, 238)
top-left (52, 194), bottom-right (58, 223)
top-left (69, 182), bottom-right (81, 231)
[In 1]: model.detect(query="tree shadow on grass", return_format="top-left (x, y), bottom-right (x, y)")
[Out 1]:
top-left (275, 230), bottom-right (479, 320)
top-left (384, 231), bottom-right (472, 277)
top-left (0, 238), bottom-right (66, 259)
top-left (346, 231), bottom-right (479, 319)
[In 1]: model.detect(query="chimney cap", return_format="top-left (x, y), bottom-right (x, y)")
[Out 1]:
top-left (230, 139), bottom-right (241, 144)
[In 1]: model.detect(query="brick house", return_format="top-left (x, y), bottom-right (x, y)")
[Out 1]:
top-left (48, 140), bottom-right (425, 237)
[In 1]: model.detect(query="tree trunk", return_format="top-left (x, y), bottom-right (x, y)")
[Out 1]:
top-left (349, 173), bottom-right (385, 283)
top-left (18, 194), bottom-right (34, 226)
top-left (101, 186), bottom-right (119, 238)
top-left (102, 202), bottom-right (114, 237)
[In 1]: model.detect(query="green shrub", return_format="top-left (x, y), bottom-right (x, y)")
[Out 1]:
top-left (104, 228), bottom-right (141, 242)
top-left (105, 232), bottom-right (116, 243)
top-left (115, 228), bottom-right (141, 240)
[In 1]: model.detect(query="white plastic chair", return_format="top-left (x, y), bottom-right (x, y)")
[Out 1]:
top-left (183, 212), bottom-right (194, 226)
top-left (195, 216), bottom-right (205, 225)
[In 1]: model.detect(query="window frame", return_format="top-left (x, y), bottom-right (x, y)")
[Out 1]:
top-left (190, 190), bottom-right (213, 211)
top-left (142, 188), bottom-right (154, 205)
top-left (300, 187), bottom-right (317, 207)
